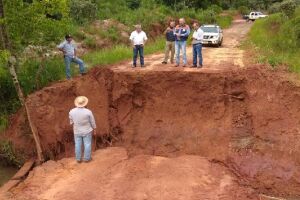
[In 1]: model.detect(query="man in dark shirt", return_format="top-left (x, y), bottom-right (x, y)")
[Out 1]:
top-left (162, 20), bottom-right (176, 64)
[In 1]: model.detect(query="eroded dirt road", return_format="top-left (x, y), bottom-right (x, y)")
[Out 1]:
top-left (4, 20), bottom-right (300, 200)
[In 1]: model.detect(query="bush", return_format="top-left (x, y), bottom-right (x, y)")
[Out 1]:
top-left (0, 67), bottom-right (20, 118)
top-left (279, 0), bottom-right (297, 17)
top-left (0, 140), bottom-right (24, 167)
top-left (70, 0), bottom-right (98, 24)
top-left (269, 0), bottom-right (297, 17)
top-left (208, 5), bottom-right (223, 14)
top-left (238, 6), bottom-right (249, 15)
top-left (268, 2), bottom-right (281, 14)
top-left (126, 0), bottom-right (141, 9)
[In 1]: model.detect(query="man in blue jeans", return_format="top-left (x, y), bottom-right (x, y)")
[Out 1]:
top-left (69, 96), bottom-right (96, 163)
top-left (191, 22), bottom-right (204, 68)
top-left (129, 25), bottom-right (148, 68)
top-left (174, 18), bottom-right (190, 67)
top-left (58, 34), bottom-right (86, 79)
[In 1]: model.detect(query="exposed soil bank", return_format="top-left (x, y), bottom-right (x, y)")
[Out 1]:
top-left (8, 66), bottom-right (300, 198)
top-left (2, 20), bottom-right (300, 199)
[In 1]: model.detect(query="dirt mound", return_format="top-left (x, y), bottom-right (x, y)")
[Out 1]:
top-left (6, 66), bottom-right (296, 198)
top-left (4, 147), bottom-right (256, 200)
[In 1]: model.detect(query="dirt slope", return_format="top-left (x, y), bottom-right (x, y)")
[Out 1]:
top-left (3, 147), bottom-right (256, 200)
top-left (2, 20), bottom-right (300, 199)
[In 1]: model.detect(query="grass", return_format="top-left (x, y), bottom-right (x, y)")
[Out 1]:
top-left (247, 10), bottom-right (300, 71)
top-left (83, 37), bottom-right (165, 67)
top-left (216, 15), bottom-right (233, 28)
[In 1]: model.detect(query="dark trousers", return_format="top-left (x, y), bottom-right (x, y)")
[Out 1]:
top-left (133, 45), bottom-right (144, 66)
top-left (193, 43), bottom-right (203, 66)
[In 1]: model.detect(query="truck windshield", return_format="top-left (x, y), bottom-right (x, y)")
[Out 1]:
top-left (201, 27), bottom-right (218, 33)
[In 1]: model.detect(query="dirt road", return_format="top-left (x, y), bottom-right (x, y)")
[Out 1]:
top-left (112, 19), bottom-right (252, 72)
top-left (2, 20), bottom-right (300, 200)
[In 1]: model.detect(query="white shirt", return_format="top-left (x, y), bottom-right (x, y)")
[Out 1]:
top-left (129, 31), bottom-right (148, 45)
top-left (192, 28), bottom-right (204, 44)
top-left (57, 40), bottom-right (77, 57)
top-left (69, 108), bottom-right (96, 135)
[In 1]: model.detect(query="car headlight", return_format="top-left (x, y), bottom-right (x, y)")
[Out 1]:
top-left (213, 36), bottom-right (219, 39)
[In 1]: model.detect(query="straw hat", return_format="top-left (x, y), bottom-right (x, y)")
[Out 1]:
top-left (74, 96), bottom-right (89, 108)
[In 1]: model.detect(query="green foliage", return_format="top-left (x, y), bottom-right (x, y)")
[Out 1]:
top-left (248, 11), bottom-right (300, 71)
top-left (18, 58), bottom-right (66, 95)
top-left (279, 0), bottom-right (297, 17)
top-left (70, 0), bottom-right (98, 24)
top-left (83, 36), bottom-right (97, 49)
top-left (238, 6), bottom-right (250, 15)
top-left (4, 0), bottom-right (72, 49)
top-left (268, 2), bottom-right (281, 14)
top-left (0, 67), bottom-right (20, 118)
top-left (0, 116), bottom-right (8, 133)
top-left (216, 15), bottom-right (233, 28)
top-left (269, 0), bottom-right (298, 17)
top-left (126, 0), bottom-right (141, 9)
top-left (0, 140), bottom-right (24, 167)
top-left (72, 30), bottom-right (87, 41)
top-left (208, 5), bottom-right (223, 14)
top-left (83, 37), bottom-right (165, 66)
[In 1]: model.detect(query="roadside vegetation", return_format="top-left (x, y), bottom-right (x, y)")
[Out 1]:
top-left (246, 0), bottom-right (300, 71)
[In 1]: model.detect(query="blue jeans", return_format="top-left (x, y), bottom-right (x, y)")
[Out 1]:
top-left (74, 133), bottom-right (92, 161)
top-left (193, 44), bottom-right (203, 66)
top-left (175, 41), bottom-right (187, 65)
top-left (64, 56), bottom-right (85, 79)
top-left (133, 45), bottom-right (144, 66)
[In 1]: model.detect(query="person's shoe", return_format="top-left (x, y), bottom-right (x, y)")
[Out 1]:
top-left (76, 160), bottom-right (82, 164)
top-left (83, 158), bottom-right (92, 163)
top-left (141, 65), bottom-right (145, 68)
top-left (191, 65), bottom-right (197, 68)
top-left (197, 65), bottom-right (203, 68)
top-left (183, 65), bottom-right (186, 67)
top-left (132, 64), bottom-right (137, 68)
top-left (174, 64), bottom-right (179, 67)
top-left (162, 61), bottom-right (167, 64)
top-left (80, 72), bottom-right (87, 76)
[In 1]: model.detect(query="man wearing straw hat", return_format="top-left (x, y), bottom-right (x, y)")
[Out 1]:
top-left (69, 96), bottom-right (96, 163)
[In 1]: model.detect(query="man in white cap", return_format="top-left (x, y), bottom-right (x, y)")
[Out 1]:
top-left (69, 96), bottom-right (96, 163)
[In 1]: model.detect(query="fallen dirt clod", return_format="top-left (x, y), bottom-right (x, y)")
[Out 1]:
top-left (2, 20), bottom-right (300, 199)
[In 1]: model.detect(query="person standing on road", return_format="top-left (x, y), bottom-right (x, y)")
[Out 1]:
top-left (191, 22), bottom-right (204, 68)
top-left (69, 96), bottom-right (96, 163)
top-left (129, 24), bottom-right (148, 68)
top-left (162, 20), bottom-right (176, 64)
top-left (58, 34), bottom-right (86, 80)
top-left (174, 18), bottom-right (190, 67)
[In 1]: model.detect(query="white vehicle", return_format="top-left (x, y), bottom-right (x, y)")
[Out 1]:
top-left (200, 25), bottom-right (223, 47)
top-left (248, 12), bottom-right (268, 21)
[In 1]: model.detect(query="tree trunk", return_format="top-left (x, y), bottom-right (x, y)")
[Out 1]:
top-left (0, 0), bottom-right (44, 163)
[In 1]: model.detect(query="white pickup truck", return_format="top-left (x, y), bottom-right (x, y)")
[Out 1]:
top-left (245, 12), bottom-right (268, 21)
